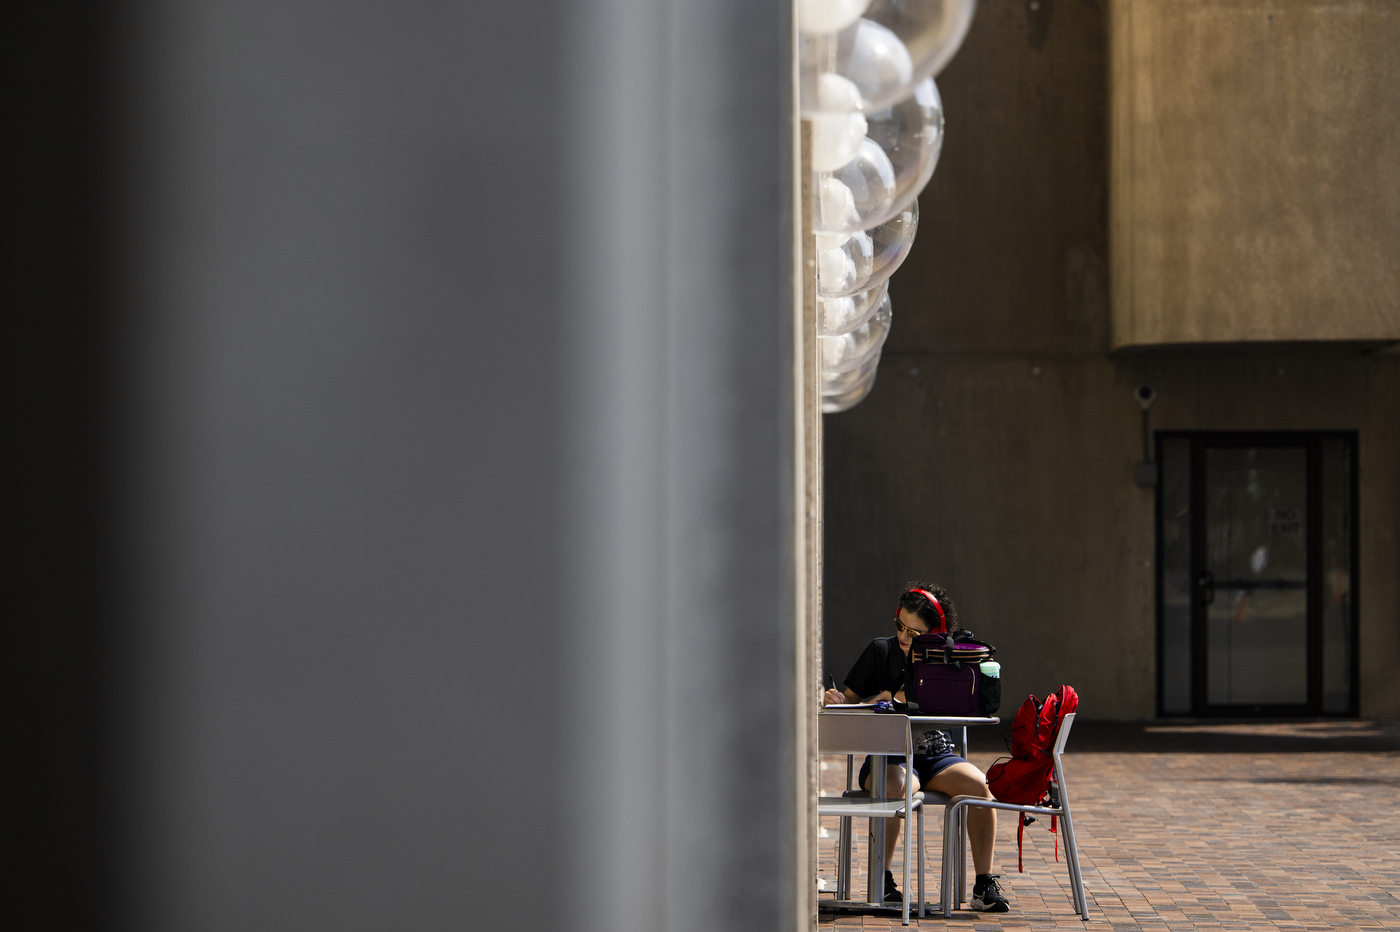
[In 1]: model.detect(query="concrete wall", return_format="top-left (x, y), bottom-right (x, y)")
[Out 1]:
top-left (1111, 0), bottom-right (1400, 347)
top-left (824, 351), bottom-right (1399, 720)
top-left (822, 0), bottom-right (1400, 720)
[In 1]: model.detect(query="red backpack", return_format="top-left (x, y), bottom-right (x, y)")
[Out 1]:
top-left (986, 685), bottom-right (1079, 871)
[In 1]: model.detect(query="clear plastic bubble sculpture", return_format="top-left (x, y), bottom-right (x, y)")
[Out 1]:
top-left (809, 74), bottom-right (869, 172)
top-left (817, 279), bottom-right (887, 336)
top-left (815, 199), bottom-right (917, 298)
top-left (823, 376), bottom-right (877, 412)
top-left (818, 292), bottom-right (892, 374)
top-left (812, 79), bottom-right (942, 236)
top-left (822, 349), bottom-right (881, 396)
top-left (822, 351), bottom-right (881, 413)
top-left (798, 0), bottom-right (871, 35)
top-left (799, 0), bottom-right (976, 115)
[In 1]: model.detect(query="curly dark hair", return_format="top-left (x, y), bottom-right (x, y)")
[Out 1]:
top-left (898, 582), bottom-right (956, 633)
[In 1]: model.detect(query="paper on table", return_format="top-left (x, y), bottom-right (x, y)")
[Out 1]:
top-left (822, 702), bottom-right (878, 710)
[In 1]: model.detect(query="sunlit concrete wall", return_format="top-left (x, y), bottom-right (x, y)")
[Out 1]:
top-left (1110, 0), bottom-right (1400, 348)
top-left (822, 0), bottom-right (1400, 721)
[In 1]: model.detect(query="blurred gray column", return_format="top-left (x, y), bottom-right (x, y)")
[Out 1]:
top-left (102, 0), bottom-right (797, 931)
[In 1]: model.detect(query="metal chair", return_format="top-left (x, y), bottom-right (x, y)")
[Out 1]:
top-left (817, 713), bottom-right (925, 924)
top-left (938, 711), bottom-right (1088, 919)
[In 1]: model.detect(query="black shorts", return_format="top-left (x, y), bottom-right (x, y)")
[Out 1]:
top-left (859, 750), bottom-right (967, 792)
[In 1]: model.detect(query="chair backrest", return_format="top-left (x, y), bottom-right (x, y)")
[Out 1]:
top-left (1052, 711), bottom-right (1076, 758)
top-left (818, 713), bottom-right (909, 756)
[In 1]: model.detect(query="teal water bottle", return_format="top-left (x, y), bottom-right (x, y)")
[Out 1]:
top-left (978, 662), bottom-right (1001, 715)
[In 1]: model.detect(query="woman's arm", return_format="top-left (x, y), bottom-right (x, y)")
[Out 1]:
top-left (823, 687), bottom-right (884, 706)
top-left (822, 686), bottom-right (866, 706)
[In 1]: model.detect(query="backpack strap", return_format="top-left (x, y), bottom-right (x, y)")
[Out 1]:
top-left (940, 627), bottom-right (976, 667)
top-left (1017, 813), bottom-right (1026, 872)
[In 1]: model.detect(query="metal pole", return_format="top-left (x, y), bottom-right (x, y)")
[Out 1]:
top-left (868, 755), bottom-right (888, 904)
top-left (917, 806), bottom-right (925, 918)
top-left (837, 755), bottom-right (853, 899)
top-left (956, 806), bottom-right (968, 905)
top-left (1055, 757), bottom-right (1089, 918)
top-left (957, 725), bottom-right (970, 904)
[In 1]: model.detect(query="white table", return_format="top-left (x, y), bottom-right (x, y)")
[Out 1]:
top-left (819, 711), bottom-right (1000, 914)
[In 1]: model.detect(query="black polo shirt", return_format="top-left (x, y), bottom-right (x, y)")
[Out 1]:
top-left (843, 635), bottom-right (907, 700)
top-left (844, 636), bottom-right (960, 780)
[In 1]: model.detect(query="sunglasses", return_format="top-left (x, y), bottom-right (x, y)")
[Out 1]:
top-left (895, 617), bottom-right (929, 637)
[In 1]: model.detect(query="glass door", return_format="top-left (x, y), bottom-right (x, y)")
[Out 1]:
top-left (1155, 432), bottom-right (1358, 717)
top-left (1200, 445), bottom-right (1309, 710)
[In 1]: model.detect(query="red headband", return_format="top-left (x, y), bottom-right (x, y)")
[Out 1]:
top-left (900, 588), bottom-right (947, 633)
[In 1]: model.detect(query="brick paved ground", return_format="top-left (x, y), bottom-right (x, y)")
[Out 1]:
top-left (818, 721), bottom-right (1400, 932)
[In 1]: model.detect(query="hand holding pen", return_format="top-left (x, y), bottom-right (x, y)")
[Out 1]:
top-left (823, 673), bottom-right (845, 706)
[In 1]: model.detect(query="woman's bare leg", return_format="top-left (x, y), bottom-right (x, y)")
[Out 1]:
top-left (925, 762), bottom-right (997, 875)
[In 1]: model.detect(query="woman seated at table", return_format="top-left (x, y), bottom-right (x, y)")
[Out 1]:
top-left (823, 583), bottom-right (1009, 913)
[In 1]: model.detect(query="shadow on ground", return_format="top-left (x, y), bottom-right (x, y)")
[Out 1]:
top-left (965, 719), bottom-right (1400, 755)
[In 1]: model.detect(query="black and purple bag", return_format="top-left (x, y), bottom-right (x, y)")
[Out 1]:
top-left (906, 630), bottom-right (1000, 716)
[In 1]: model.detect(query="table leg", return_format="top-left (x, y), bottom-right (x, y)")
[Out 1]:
top-left (957, 806), bottom-right (968, 905)
top-left (837, 755), bottom-right (853, 900)
top-left (956, 726), bottom-right (969, 906)
top-left (868, 754), bottom-right (887, 905)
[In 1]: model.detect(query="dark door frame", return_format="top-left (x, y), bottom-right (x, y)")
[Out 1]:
top-left (1154, 430), bottom-right (1360, 718)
